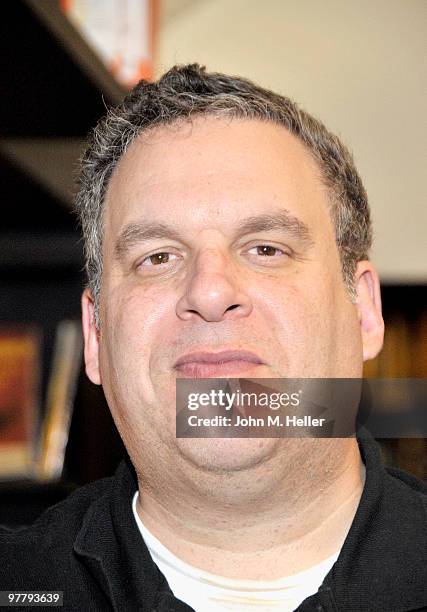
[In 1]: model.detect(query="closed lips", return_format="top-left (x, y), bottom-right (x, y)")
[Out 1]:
top-left (174, 350), bottom-right (264, 367)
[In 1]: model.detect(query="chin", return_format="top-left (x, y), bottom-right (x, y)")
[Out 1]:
top-left (176, 437), bottom-right (280, 474)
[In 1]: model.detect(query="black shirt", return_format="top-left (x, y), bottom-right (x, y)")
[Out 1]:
top-left (1, 430), bottom-right (426, 611)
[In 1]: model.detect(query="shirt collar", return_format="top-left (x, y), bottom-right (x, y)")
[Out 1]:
top-left (73, 457), bottom-right (182, 611)
top-left (321, 429), bottom-right (426, 610)
top-left (73, 431), bottom-right (426, 611)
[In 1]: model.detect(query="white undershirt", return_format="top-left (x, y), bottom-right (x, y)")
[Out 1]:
top-left (132, 492), bottom-right (339, 612)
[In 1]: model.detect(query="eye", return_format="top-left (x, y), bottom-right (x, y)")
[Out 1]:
top-left (139, 251), bottom-right (178, 267)
top-left (247, 245), bottom-right (288, 257)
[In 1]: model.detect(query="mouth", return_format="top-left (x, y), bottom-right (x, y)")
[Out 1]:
top-left (174, 349), bottom-right (265, 378)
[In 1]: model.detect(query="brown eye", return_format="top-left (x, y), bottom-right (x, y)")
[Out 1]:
top-left (249, 245), bottom-right (285, 257)
top-left (150, 252), bottom-right (169, 265)
top-left (258, 245), bottom-right (277, 256)
top-left (140, 252), bottom-right (177, 267)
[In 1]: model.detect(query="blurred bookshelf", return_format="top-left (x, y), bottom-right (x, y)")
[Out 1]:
top-left (0, 0), bottom-right (128, 527)
top-left (363, 285), bottom-right (427, 481)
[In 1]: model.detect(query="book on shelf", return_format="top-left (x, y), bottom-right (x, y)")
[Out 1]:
top-left (0, 324), bottom-right (41, 479)
top-left (36, 319), bottom-right (83, 481)
top-left (0, 319), bottom-right (83, 482)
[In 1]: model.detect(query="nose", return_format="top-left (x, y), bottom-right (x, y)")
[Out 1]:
top-left (176, 249), bottom-right (253, 322)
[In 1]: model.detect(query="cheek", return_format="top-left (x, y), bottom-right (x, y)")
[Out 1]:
top-left (99, 283), bottom-right (173, 399)
top-left (257, 273), bottom-right (328, 336)
top-left (254, 271), bottom-right (345, 374)
top-left (105, 281), bottom-right (171, 346)
top-left (98, 283), bottom-right (178, 447)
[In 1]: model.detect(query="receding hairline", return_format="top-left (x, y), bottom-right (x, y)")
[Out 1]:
top-left (103, 113), bottom-right (334, 217)
top-left (108, 112), bottom-right (328, 170)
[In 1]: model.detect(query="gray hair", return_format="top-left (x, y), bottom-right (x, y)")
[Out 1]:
top-left (75, 63), bottom-right (372, 327)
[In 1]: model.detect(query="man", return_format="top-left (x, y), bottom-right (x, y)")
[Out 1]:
top-left (1, 64), bottom-right (426, 611)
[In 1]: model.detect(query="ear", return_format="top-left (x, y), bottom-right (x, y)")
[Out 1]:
top-left (81, 288), bottom-right (102, 385)
top-left (354, 261), bottom-right (384, 361)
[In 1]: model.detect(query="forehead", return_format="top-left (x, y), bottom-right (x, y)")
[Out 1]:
top-left (104, 116), bottom-right (331, 237)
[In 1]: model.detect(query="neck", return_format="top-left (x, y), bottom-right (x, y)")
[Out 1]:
top-left (135, 438), bottom-right (365, 580)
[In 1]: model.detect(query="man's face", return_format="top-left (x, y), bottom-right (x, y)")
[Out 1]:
top-left (83, 117), bottom-right (383, 473)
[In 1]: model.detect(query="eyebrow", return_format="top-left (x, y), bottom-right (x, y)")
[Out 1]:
top-left (114, 209), bottom-right (314, 261)
top-left (114, 222), bottom-right (186, 261)
top-left (235, 210), bottom-right (313, 244)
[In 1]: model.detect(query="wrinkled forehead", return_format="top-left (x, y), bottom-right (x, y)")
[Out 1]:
top-left (102, 116), bottom-right (333, 245)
